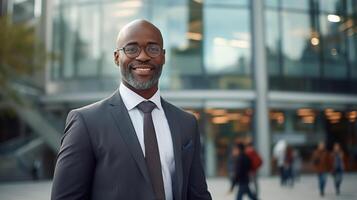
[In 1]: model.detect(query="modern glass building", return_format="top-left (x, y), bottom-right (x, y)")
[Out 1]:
top-left (1, 0), bottom-right (357, 178)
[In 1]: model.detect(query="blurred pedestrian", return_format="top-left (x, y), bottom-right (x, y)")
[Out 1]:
top-left (284, 145), bottom-right (294, 187)
top-left (31, 159), bottom-right (41, 180)
top-left (312, 141), bottom-right (331, 197)
top-left (292, 148), bottom-right (302, 182)
top-left (331, 142), bottom-right (344, 195)
top-left (245, 137), bottom-right (262, 197)
top-left (230, 142), bottom-right (257, 200)
top-left (273, 140), bottom-right (287, 186)
top-left (228, 138), bottom-right (243, 181)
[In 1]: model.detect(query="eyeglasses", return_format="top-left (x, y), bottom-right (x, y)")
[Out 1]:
top-left (117, 43), bottom-right (164, 58)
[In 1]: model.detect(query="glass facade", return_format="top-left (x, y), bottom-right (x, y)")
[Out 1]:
top-left (266, 0), bottom-right (357, 94)
top-left (50, 0), bottom-right (357, 94)
top-left (49, 0), bottom-right (253, 93)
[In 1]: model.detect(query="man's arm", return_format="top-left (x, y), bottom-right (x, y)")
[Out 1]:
top-left (187, 117), bottom-right (212, 200)
top-left (51, 110), bottom-right (95, 200)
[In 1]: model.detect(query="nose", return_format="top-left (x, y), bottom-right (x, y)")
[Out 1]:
top-left (136, 48), bottom-right (151, 62)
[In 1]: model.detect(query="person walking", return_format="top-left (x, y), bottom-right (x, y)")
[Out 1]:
top-left (292, 148), bottom-right (302, 182)
top-left (245, 137), bottom-right (262, 196)
top-left (284, 145), bottom-right (294, 187)
top-left (312, 141), bottom-right (331, 197)
top-left (273, 140), bottom-right (287, 186)
top-left (331, 142), bottom-right (344, 195)
top-left (51, 19), bottom-right (211, 200)
top-left (230, 142), bottom-right (257, 200)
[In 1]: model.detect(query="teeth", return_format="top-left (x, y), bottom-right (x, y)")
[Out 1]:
top-left (135, 68), bottom-right (151, 71)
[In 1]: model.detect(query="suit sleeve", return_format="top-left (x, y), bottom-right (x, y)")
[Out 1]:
top-left (187, 117), bottom-right (212, 200)
top-left (51, 110), bottom-right (95, 200)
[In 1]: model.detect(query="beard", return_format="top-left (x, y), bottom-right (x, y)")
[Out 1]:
top-left (120, 62), bottom-right (163, 90)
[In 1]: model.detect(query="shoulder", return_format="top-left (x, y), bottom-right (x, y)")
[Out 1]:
top-left (64, 95), bottom-right (115, 129)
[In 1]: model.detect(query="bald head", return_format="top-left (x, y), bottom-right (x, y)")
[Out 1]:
top-left (116, 19), bottom-right (163, 48)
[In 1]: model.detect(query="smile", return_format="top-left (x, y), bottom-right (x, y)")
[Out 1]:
top-left (131, 65), bottom-right (155, 76)
top-left (131, 64), bottom-right (154, 70)
top-left (133, 68), bottom-right (152, 72)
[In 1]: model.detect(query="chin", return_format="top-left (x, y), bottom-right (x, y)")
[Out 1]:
top-left (131, 81), bottom-right (156, 90)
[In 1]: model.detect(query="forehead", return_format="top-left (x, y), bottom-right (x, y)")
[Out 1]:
top-left (118, 22), bottom-right (163, 47)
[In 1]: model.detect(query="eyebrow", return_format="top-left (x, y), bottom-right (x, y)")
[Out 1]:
top-left (123, 41), bottom-right (160, 46)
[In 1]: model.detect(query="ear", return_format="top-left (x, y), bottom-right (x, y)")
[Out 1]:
top-left (162, 49), bottom-right (166, 65)
top-left (114, 50), bottom-right (120, 66)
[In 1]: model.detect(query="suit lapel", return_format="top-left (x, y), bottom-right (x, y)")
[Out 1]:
top-left (162, 99), bottom-right (183, 200)
top-left (108, 90), bottom-right (151, 184)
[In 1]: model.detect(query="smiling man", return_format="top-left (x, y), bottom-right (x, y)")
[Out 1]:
top-left (51, 19), bottom-right (212, 200)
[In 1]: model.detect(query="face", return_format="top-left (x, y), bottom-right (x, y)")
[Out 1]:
top-left (333, 143), bottom-right (340, 151)
top-left (318, 142), bottom-right (325, 150)
top-left (114, 21), bottom-right (165, 91)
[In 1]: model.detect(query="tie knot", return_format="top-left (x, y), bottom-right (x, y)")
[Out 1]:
top-left (137, 101), bottom-right (156, 113)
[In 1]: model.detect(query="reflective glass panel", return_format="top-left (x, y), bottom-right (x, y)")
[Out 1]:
top-left (205, 0), bottom-right (248, 6)
top-left (281, 0), bottom-right (309, 10)
top-left (265, 10), bottom-right (280, 76)
top-left (76, 4), bottom-right (101, 77)
top-left (281, 11), bottom-right (319, 77)
top-left (319, 14), bottom-right (347, 79)
top-left (204, 7), bottom-right (252, 89)
top-left (347, 0), bottom-right (357, 15)
top-left (349, 33), bottom-right (357, 79)
top-left (265, 0), bottom-right (357, 93)
top-left (53, 4), bottom-right (78, 78)
top-left (265, 0), bottom-right (279, 8)
top-left (51, 8), bottom-right (61, 80)
top-left (319, 0), bottom-right (343, 13)
top-left (346, 0), bottom-right (357, 80)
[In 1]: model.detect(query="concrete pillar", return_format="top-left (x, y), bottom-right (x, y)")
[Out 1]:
top-left (205, 133), bottom-right (216, 177)
top-left (251, 0), bottom-right (271, 176)
top-left (205, 116), bottom-right (216, 177)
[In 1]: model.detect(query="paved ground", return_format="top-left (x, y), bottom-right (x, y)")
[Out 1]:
top-left (0, 173), bottom-right (356, 200)
top-left (208, 173), bottom-right (357, 200)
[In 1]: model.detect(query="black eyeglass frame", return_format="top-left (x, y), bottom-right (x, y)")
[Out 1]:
top-left (116, 44), bottom-right (165, 58)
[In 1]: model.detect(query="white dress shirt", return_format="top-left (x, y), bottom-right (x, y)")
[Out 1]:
top-left (119, 83), bottom-right (175, 200)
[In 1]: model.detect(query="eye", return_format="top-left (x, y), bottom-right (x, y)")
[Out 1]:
top-left (125, 45), bottom-right (139, 54)
top-left (147, 44), bottom-right (161, 54)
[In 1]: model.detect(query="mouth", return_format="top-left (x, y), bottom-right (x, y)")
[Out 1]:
top-left (131, 65), bottom-right (155, 76)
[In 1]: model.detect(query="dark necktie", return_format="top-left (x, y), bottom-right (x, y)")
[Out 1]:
top-left (137, 101), bottom-right (166, 200)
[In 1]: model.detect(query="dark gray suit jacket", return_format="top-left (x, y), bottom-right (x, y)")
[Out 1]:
top-left (51, 89), bottom-right (212, 200)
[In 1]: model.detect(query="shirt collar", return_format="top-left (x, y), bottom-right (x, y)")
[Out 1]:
top-left (119, 83), bottom-right (162, 111)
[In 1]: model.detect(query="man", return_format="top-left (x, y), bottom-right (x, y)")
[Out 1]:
top-left (230, 143), bottom-right (257, 200)
top-left (312, 141), bottom-right (331, 197)
top-left (51, 19), bottom-right (212, 200)
top-left (331, 142), bottom-right (344, 195)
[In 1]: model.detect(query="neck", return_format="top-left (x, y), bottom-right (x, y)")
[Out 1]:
top-left (123, 81), bottom-right (158, 99)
